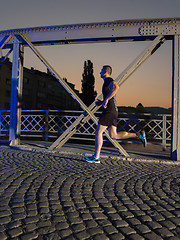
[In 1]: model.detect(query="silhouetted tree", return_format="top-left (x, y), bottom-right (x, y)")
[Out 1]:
top-left (81, 60), bottom-right (97, 106)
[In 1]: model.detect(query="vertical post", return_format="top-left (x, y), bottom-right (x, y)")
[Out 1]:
top-left (162, 115), bottom-right (167, 151)
top-left (9, 38), bottom-right (24, 146)
top-left (44, 110), bottom-right (49, 141)
top-left (16, 44), bottom-right (24, 145)
top-left (171, 35), bottom-right (180, 161)
top-left (0, 110), bottom-right (1, 137)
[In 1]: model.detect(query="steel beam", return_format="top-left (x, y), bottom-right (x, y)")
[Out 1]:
top-left (16, 44), bottom-right (24, 145)
top-left (49, 36), bottom-right (165, 151)
top-left (0, 35), bottom-right (14, 50)
top-left (0, 35), bottom-right (14, 59)
top-left (0, 18), bottom-right (179, 47)
top-left (9, 38), bottom-right (20, 145)
top-left (9, 38), bottom-right (24, 146)
top-left (171, 35), bottom-right (180, 161)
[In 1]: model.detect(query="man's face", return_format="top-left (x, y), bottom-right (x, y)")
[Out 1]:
top-left (100, 68), bottom-right (106, 79)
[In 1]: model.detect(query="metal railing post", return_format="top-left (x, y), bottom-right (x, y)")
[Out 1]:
top-left (162, 115), bottom-right (167, 151)
top-left (0, 110), bottom-right (1, 137)
top-left (44, 110), bottom-right (49, 141)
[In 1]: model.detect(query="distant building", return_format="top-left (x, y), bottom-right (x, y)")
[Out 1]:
top-left (0, 58), bottom-right (80, 110)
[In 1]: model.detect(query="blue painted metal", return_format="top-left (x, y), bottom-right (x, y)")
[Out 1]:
top-left (0, 47), bottom-right (13, 64)
top-left (0, 35), bottom-right (11, 48)
top-left (9, 38), bottom-right (20, 145)
top-left (0, 35), bottom-right (13, 61)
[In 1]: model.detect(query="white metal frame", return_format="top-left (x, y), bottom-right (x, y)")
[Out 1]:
top-left (0, 110), bottom-right (172, 149)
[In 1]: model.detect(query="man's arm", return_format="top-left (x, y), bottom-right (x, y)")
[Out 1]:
top-left (102, 81), bottom-right (119, 109)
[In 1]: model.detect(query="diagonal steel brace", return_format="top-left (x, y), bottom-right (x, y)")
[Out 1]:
top-left (20, 33), bottom-right (130, 157)
top-left (49, 35), bottom-right (166, 151)
top-left (0, 35), bottom-right (14, 57)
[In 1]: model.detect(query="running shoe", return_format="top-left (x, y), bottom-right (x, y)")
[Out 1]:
top-left (85, 155), bottom-right (95, 160)
top-left (138, 130), bottom-right (147, 147)
top-left (84, 156), bottom-right (100, 163)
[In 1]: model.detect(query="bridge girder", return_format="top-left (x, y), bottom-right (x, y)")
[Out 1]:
top-left (0, 18), bottom-right (179, 47)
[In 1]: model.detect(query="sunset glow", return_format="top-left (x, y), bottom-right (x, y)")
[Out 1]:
top-left (0, 0), bottom-right (179, 108)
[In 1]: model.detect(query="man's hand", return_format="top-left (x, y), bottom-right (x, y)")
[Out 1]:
top-left (102, 99), bottom-right (108, 109)
top-left (95, 99), bottom-right (103, 106)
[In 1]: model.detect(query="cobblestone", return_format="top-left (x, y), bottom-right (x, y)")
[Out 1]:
top-left (0, 232), bottom-right (8, 240)
top-left (0, 145), bottom-right (179, 239)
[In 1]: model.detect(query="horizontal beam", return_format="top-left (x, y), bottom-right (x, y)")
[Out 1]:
top-left (0, 18), bottom-right (179, 48)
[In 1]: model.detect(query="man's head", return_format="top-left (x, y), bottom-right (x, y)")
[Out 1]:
top-left (100, 65), bottom-right (112, 79)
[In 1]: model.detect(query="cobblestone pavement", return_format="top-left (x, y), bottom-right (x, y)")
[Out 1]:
top-left (0, 145), bottom-right (179, 240)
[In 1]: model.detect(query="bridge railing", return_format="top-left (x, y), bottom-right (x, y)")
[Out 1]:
top-left (0, 110), bottom-right (171, 149)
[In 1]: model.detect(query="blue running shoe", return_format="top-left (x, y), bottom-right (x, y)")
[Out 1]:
top-left (84, 155), bottom-right (95, 161)
top-left (85, 156), bottom-right (100, 163)
top-left (139, 130), bottom-right (147, 147)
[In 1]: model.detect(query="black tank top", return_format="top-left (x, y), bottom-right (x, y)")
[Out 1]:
top-left (102, 77), bottom-right (118, 112)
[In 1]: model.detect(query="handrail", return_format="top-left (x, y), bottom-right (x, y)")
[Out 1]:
top-left (0, 110), bottom-right (171, 150)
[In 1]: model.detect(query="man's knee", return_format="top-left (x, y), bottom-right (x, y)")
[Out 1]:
top-left (109, 132), bottom-right (117, 139)
top-left (111, 135), bottom-right (117, 140)
top-left (96, 125), bottom-right (106, 135)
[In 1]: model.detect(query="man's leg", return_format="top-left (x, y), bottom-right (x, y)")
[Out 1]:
top-left (94, 124), bottom-right (108, 159)
top-left (109, 125), bottom-right (147, 147)
top-left (109, 125), bottom-right (138, 140)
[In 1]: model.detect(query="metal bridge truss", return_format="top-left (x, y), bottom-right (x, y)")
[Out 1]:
top-left (0, 18), bottom-right (179, 160)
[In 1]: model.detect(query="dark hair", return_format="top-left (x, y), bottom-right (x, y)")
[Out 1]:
top-left (103, 65), bottom-right (112, 75)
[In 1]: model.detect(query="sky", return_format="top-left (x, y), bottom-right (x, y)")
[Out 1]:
top-left (0, 0), bottom-right (180, 108)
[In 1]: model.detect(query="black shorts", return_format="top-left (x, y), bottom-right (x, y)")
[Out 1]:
top-left (99, 110), bottom-right (118, 127)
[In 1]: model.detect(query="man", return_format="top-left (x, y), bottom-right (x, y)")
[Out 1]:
top-left (85, 65), bottom-right (147, 163)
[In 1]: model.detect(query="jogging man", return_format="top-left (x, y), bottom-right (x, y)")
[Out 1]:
top-left (85, 65), bottom-right (147, 163)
